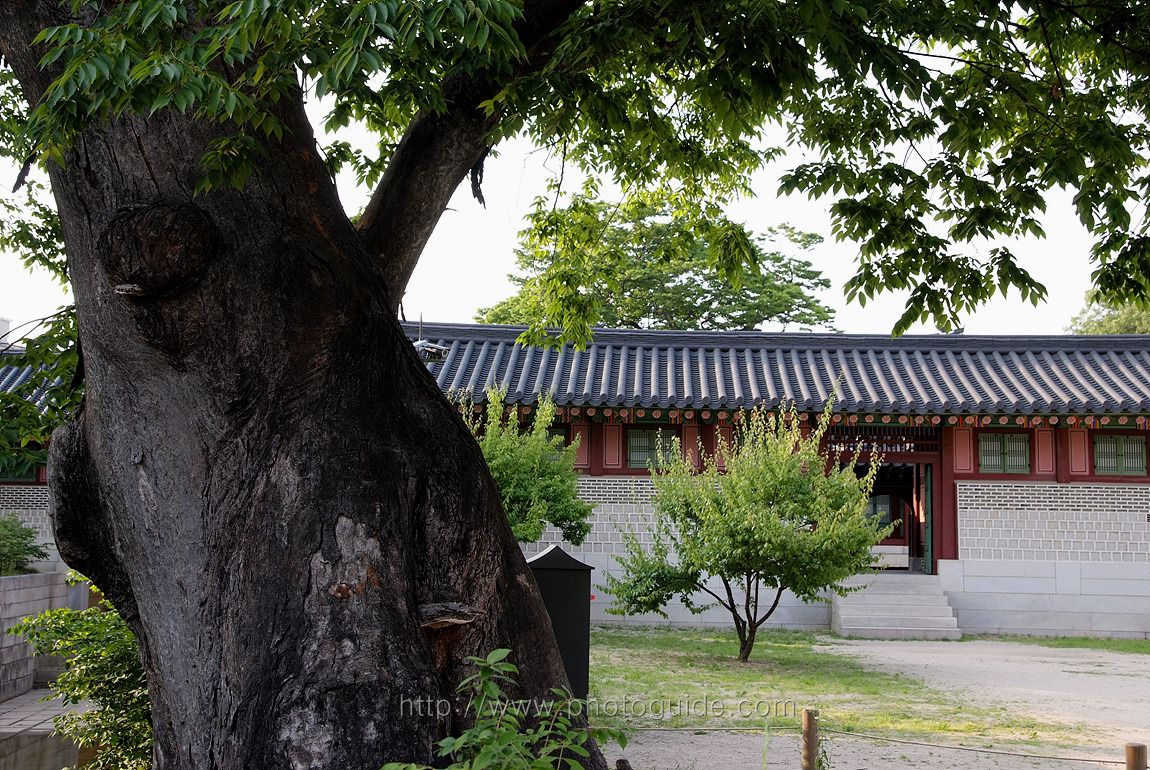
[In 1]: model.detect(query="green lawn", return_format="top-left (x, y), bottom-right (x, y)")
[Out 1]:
top-left (587, 625), bottom-right (1092, 747)
top-left (984, 634), bottom-right (1150, 655)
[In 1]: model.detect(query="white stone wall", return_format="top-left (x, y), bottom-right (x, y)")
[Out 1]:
top-left (957, 482), bottom-right (1150, 562)
top-left (0, 572), bottom-right (69, 702)
top-left (0, 484), bottom-right (62, 573)
top-left (949, 482), bottom-right (1150, 638)
top-left (521, 476), bottom-right (831, 629)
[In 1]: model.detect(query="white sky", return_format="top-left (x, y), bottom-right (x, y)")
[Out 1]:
top-left (0, 132), bottom-right (1096, 341)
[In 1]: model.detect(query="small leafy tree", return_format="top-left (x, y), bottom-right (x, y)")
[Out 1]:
top-left (11, 584), bottom-right (151, 770)
top-left (604, 406), bottom-right (888, 662)
top-left (463, 390), bottom-right (592, 545)
top-left (0, 513), bottom-right (49, 574)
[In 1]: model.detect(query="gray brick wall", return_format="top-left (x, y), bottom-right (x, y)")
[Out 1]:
top-left (521, 476), bottom-right (657, 556)
top-left (0, 485), bottom-right (50, 512)
top-left (956, 482), bottom-right (1150, 563)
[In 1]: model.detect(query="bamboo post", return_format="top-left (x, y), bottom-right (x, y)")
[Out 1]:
top-left (1127, 743), bottom-right (1147, 770)
top-left (802, 708), bottom-right (820, 770)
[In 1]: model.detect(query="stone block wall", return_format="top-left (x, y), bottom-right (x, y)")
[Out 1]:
top-left (956, 482), bottom-right (1150, 562)
top-left (947, 482), bottom-right (1150, 637)
top-left (0, 572), bottom-right (68, 702)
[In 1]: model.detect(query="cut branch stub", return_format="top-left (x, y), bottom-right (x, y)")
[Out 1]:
top-left (418, 602), bottom-right (485, 629)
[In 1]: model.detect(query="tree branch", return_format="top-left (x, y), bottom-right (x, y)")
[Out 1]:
top-left (754, 586), bottom-right (786, 629)
top-left (357, 0), bottom-right (589, 313)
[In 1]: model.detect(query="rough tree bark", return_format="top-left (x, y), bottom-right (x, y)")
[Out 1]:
top-left (0, 4), bottom-right (604, 769)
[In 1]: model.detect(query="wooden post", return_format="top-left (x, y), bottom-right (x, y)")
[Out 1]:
top-left (802, 708), bottom-right (820, 770)
top-left (1127, 743), bottom-right (1147, 770)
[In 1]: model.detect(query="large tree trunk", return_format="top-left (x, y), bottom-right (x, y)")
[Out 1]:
top-left (1, 8), bottom-right (602, 770)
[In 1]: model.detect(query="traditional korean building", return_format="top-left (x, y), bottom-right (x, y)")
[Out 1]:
top-left (407, 321), bottom-right (1150, 640)
top-left (6, 322), bottom-right (1150, 638)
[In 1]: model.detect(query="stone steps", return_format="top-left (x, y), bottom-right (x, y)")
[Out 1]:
top-left (831, 572), bottom-right (961, 640)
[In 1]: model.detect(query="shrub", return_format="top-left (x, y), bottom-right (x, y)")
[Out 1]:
top-left (383, 648), bottom-right (625, 770)
top-left (11, 583), bottom-right (152, 770)
top-left (463, 390), bottom-right (592, 544)
top-left (0, 513), bottom-right (49, 574)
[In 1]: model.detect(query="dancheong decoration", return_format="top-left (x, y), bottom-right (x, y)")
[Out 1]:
top-left (497, 404), bottom-right (1149, 430)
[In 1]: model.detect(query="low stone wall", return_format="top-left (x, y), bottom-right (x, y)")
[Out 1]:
top-left (947, 481), bottom-right (1150, 638)
top-left (0, 572), bottom-right (69, 703)
top-left (939, 559), bottom-right (1150, 638)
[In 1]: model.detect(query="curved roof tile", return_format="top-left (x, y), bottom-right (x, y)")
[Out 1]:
top-left (402, 322), bottom-right (1150, 415)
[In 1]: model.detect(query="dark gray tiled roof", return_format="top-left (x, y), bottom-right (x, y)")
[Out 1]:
top-left (404, 322), bottom-right (1150, 415)
top-left (0, 348), bottom-right (59, 413)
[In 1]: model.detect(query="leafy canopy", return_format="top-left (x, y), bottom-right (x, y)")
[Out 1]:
top-left (7, 0), bottom-right (1150, 346)
top-left (477, 202), bottom-right (836, 334)
top-left (603, 405), bottom-right (887, 661)
top-left (462, 390), bottom-right (592, 545)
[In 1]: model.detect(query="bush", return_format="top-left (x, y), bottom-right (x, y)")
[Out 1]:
top-left (11, 583), bottom-right (152, 770)
top-left (0, 513), bottom-right (49, 574)
top-left (383, 648), bottom-right (625, 770)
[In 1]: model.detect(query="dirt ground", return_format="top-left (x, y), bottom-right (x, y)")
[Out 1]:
top-left (609, 637), bottom-right (1145, 770)
top-left (610, 730), bottom-right (1121, 770)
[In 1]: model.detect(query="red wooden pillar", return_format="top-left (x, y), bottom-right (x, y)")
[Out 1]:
top-left (1055, 427), bottom-right (1071, 483)
top-left (937, 426), bottom-right (961, 561)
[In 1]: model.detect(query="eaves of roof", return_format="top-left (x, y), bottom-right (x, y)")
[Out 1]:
top-left (404, 322), bottom-right (1150, 416)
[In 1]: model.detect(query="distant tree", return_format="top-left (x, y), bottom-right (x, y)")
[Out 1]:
top-left (463, 390), bottom-right (592, 545)
top-left (603, 405), bottom-right (887, 662)
top-left (477, 206), bottom-right (834, 332)
top-left (1067, 292), bottom-right (1150, 335)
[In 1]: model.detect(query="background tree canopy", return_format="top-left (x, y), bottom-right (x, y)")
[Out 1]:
top-left (476, 206), bottom-right (836, 332)
top-left (1067, 292), bottom-right (1150, 335)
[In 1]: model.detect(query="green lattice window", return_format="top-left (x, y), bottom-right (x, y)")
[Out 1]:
top-left (627, 429), bottom-right (676, 469)
top-left (978, 433), bottom-right (1029, 474)
top-left (1094, 435), bottom-right (1146, 476)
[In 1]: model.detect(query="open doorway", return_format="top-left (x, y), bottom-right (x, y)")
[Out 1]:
top-left (863, 463), bottom-right (915, 569)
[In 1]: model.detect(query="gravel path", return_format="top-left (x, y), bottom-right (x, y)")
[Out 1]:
top-left (608, 637), bottom-right (1146, 770)
top-left (822, 639), bottom-right (1150, 746)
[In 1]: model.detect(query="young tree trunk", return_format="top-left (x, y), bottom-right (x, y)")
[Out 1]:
top-left (737, 627), bottom-right (755, 663)
top-left (1, 9), bottom-right (603, 770)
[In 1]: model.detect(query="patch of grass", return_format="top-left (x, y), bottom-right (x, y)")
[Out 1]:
top-left (588, 625), bottom-right (1092, 747)
top-left (986, 635), bottom-right (1150, 655)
